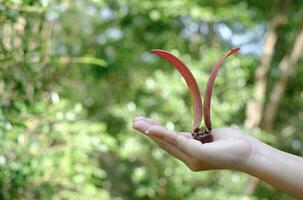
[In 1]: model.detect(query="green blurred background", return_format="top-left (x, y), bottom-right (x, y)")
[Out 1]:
top-left (0, 0), bottom-right (302, 199)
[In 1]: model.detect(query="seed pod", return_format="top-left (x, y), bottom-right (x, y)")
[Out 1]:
top-left (150, 48), bottom-right (240, 144)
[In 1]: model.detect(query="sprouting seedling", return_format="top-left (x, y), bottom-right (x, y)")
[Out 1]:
top-left (150, 48), bottom-right (240, 143)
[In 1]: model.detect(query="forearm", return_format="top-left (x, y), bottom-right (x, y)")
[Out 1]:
top-left (243, 141), bottom-right (303, 199)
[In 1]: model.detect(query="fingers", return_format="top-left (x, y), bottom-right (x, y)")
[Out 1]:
top-left (176, 134), bottom-right (206, 157)
top-left (133, 117), bottom-right (161, 134)
top-left (133, 116), bottom-right (160, 126)
top-left (133, 120), bottom-right (151, 134)
top-left (147, 125), bottom-right (177, 145)
top-left (180, 132), bottom-right (192, 139)
top-left (133, 117), bottom-right (193, 164)
top-left (133, 116), bottom-right (203, 160)
top-left (149, 135), bottom-right (191, 164)
top-left (133, 116), bottom-right (180, 146)
top-left (146, 125), bottom-right (203, 158)
top-left (149, 135), bottom-right (167, 149)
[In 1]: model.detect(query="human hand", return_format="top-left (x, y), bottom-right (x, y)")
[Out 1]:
top-left (133, 116), bottom-right (257, 172)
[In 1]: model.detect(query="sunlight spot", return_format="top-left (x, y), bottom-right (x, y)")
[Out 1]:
top-left (66, 112), bottom-right (76, 121)
top-left (0, 156), bottom-right (6, 166)
top-left (166, 121), bottom-right (175, 130)
top-left (51, 92), bottom-right (60, 104)
top-left (164, 167), bottom-right (173, 176)
top-left (127, 102), bottom-right (136, 112)
top-left (145, 78), bottom-right (156, 90)
top-left (56, 112), bottom-right (64, 120)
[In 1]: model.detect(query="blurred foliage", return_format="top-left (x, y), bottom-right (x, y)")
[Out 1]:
top-left (0, 0), bottom-right (302, 199)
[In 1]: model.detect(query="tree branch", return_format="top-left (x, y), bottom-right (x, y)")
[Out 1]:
top-left (262, 22), bottom-right (303, 131)
top-left (244, 0), bottom-right (289, 129)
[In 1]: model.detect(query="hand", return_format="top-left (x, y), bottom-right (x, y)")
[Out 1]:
top-left (133, 116), bottom-right (256, 172)
top-left (133, 117), bottom-right (303, 198)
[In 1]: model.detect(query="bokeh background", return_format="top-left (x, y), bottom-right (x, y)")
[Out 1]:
top-left (0, 0), bottom-right (303, 199)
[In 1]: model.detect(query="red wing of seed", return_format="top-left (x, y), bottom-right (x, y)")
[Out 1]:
top-left (203, 47), bottom-right (240, 131)
top-left (150, 49), bottom-right (203, 131)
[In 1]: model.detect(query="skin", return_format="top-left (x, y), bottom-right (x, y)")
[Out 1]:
top-left (133, 116), bottom-right (303, 199)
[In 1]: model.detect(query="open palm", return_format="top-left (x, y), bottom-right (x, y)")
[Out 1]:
top-left (133, 117), bottom-right (256, 171)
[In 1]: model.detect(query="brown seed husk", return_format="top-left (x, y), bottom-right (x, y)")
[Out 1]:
top-left (192, 127), bottom-right (213, 143)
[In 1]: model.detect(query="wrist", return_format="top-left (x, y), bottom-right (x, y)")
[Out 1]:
top-left (240, 139), bottom-right (303, 199)
top-left (240, 138), bottom-right (275, 176)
